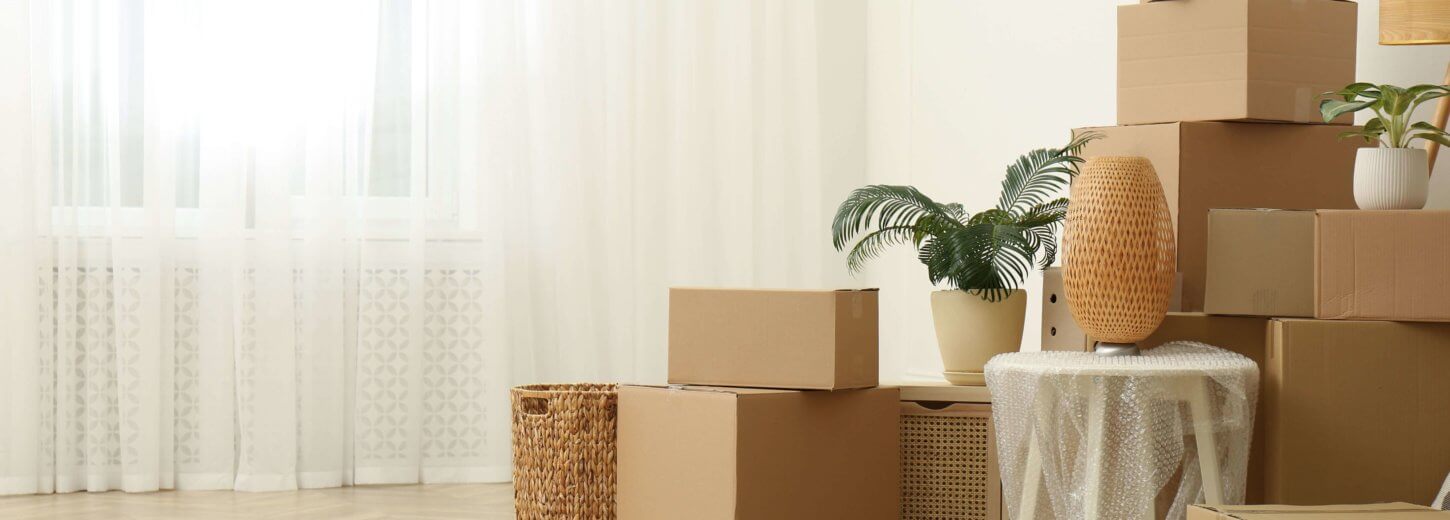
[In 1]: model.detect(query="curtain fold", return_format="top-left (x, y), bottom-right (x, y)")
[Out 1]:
top-left (0, 0), bottom-right (865, 495)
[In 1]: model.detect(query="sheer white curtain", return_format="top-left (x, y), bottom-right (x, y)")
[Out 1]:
top-left (0, 0), bottom-right (864, 495)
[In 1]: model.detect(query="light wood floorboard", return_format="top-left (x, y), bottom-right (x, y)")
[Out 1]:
top-left (0, 483), bottom-right (515, 520)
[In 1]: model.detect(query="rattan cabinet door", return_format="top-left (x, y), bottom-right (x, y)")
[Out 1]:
top-left (900, 401), bottom-right (1003, 520)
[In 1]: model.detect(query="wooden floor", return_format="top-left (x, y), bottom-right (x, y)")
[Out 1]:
top-left (0, 483), bottom-right (515, 520)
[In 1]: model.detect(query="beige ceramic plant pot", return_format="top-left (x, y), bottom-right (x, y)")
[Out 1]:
top-left (930, 289), bottom-right (1027, 385)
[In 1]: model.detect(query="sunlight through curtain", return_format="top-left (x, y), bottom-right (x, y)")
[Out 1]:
top-left (0, 0), bottom-right (863, 494)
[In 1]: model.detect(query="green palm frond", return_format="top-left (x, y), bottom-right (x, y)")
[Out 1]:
top-left (1015, 198), bottom-right (1070, 229)
top-left (831, 185), bottom-right (963, 251)
top-left (831, 133), bottom-right (1098, 302)
top-left (845, 226), bottom-right (917, 274)
top-left (995, 132), bottom-right (1103, 216)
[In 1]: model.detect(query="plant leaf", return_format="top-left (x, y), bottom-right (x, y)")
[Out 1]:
top-left (996, 133), bottom-right (1102, 216)
top-left (1411, 120), bottom-right (1445, 133)
top-left (1326, 82), bottom-right (1377, 102)
top-left (844, 226), bottom-right (918, 274)
top-left (1320, 99), bottom-right (1375, 122)
top-left (1380, 84), bottom-right (1411, 116)
top-left (1412, 131), bottom-right (1450, 148)
top-left (1337, 129), bottom-right (1383, 145)
top-left (831, 185), bottom-right (964, 252)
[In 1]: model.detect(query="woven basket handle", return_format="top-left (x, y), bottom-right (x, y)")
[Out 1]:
top-left (515, 390), bottom-right (553, 417)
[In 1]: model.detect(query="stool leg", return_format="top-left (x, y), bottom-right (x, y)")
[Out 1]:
top-left (1019, 428), bottom-right (1042, 520)
top-left (1082, 380), bottom-right (1107, 520)
top-left (1187, 376), bottom-right (1224, 505)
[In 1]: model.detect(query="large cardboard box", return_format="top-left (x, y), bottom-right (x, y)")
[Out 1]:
top-left (1118, 0), bottom-right (1357, 125)
top-left (668, 287), bottom-right (878, 390)
top-left (1264, 319), bottom-right (1450, 505)
top-left (1189, 503), bottom-right (1448, 520)
top-left (1082, 312), bottom-right (1272, 504)
top-left (616, 385), bottom-right (900, 520)
top-left (1206, 209), bottom-right (1450, 321)
top-left (1072, 123), bottom-right (1366, 311)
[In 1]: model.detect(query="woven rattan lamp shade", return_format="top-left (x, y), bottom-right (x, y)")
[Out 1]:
top-left (1062, 156), bottom-right (1176, 346)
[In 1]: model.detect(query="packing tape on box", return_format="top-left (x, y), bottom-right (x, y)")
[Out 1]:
top-left (1296, 87), bottom-right (1314, 121)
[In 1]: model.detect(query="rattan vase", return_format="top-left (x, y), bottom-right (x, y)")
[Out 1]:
top-left (1062, 156), bottom-right (1176, 352)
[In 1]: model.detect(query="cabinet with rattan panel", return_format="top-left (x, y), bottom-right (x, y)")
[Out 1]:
top-left (896, 383), bottom-right (1003, 520)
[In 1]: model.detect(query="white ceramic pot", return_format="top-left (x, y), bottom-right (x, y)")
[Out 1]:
top-left (1354, 148), bottom-right (1429, 210)
top-left (930, 289), bottom-right (1027, 386)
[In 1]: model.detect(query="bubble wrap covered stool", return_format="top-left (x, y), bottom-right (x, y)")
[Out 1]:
top-left (985, 342), bottom-right (1257, 520)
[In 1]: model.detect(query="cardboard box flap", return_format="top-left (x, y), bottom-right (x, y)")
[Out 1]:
top-left (1189, 503), bottom-right (1445, 519)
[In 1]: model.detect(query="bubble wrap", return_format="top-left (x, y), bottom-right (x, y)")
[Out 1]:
top-left (985, 342), bottom-right (1258, 520)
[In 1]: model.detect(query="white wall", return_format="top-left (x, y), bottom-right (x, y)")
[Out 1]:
top-left (864, 0), bottom-right (1450, 381)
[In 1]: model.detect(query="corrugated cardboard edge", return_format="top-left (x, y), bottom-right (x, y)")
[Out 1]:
top-left (1263, 319), bottom-right (1285, 503)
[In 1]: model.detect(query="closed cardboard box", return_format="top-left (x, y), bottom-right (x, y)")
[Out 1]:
top-left (1072, 123), bottom-right (1365, 312)
top-left (1083, 312), bottom-right (1272, 504)
top-left (616, 385), bottom-right (900, 520)
top-left (1189, 503), bottom-right (1448, 520)
top-left (668, 287), bottom-right (878, 390)
top-left (1119, 0), bottom-right (1357, 125)
top-left (1206, 209), bottom-right (1450, 321)
top-left (1264, 319), bottom-right (1450, 505)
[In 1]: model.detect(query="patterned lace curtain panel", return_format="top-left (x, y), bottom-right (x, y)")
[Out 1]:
top-left (0, 0), bottom-right (859, 495)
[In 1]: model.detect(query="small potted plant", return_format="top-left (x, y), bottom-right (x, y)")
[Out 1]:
top-left (832, 132), bottom-right (1100, 385)
top-left (1320, 83), bottom-right (1450, 210)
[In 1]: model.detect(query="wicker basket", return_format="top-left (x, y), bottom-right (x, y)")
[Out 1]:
top-left (511, 383), bottom-right (619, 519)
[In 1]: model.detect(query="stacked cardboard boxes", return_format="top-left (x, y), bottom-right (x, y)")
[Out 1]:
top-left (1074, 0), bottom-right (1367, 312)
top-left (617, 288), bottom-right (900, 519)
top-left (1047, 0), bottom-right (1450, 509)
top-left (1202, 209), bottom-right (1450, 506)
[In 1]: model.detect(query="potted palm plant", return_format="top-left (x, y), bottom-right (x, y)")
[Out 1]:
top-left (832, 132), bottom-right (1100, 385)
top-left (1320, 83), bottom-right (1450, 210)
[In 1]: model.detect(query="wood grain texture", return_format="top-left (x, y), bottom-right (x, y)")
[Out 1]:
top-left (1380, 0), bottom-right (1450, 44)
top-left (0, 483), bottom-right (515, 520)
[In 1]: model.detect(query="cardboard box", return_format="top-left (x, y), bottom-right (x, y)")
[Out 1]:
top-left (1072, 123), bottom-right (1366, 311)
top-left (1041, 266), bottom-right (1182, 351)
top-left (1118, 0), bottom-right (1357, 125)
top-left (1189, 503), bottom-right (1448, 520)
top-left (1206, 209), bottom-right (1450, 322)
top-left (1082, 312), bottom-right (1272, 504)
top-left (1264, 319), bottom-right (1450, 505)
top-left (616, 385), bottom-right (900, 520)
top-left (1204, 209), bottom-right (1316, 317)
top-left (668, 287), bottom-right (878, 390)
